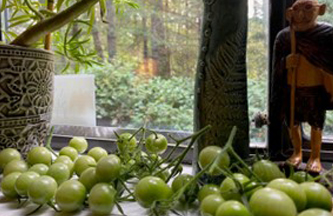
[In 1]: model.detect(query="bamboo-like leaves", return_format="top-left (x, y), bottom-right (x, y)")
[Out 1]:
top-left (99, 0), bottom-right (107, 23)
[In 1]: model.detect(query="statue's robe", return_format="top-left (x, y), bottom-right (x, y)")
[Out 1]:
top-left (271, 23), bottom-right (333, 126)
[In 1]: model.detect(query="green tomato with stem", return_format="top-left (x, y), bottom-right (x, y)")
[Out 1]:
top-left (55, 180), bottom-right (86, 212)
top-left (134, 176), bottom-right (173, 208)
top-left (289, 171), bottom-right (314, 183)
top-left (198, 146), bottom-right (230, 176)
top-left (59, 146), bottom-right (78, 161)
top-left (89, 183), bottom-right (117, 215)
top-left (0, 148), bottom-right (21, 169)
top-left (14, 171), bottom-right (39, 196)
top-left (117, 133), bottom-right (137, 153)
top-left (1, 172), bottom-right (21, 199)
top-left (79, 167), bottom-right (99, 192)
top-left (88, 147), bottom-right (108, 162)
top-left (28, 176), bottom-right (58, 205)
top-left (69, 137), bottom-right (88, 153)
top-left (27, 147), bottom-right (52, 166)
top-left (220, 173), bottom-right (250, 201)
top-left (171, 174), bottom-right (199, 203)
top-left (74, 155), bottom-right (96, 176)
top-left (145, 133), bottom-right (168, 155)
top-left (252, 160), bottom-right (285, 182)
top-left (96, 154), bottom-right (121, 182)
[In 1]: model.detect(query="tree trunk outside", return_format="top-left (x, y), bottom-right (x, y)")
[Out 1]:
top-left (151, 0), bottom-right (170, 77)
top-left (106, 0), bottom-right (116, 62)
top-left (92, 8), bottom-right (105, 61)
top-left (193, 0), bottom-right (249, 182)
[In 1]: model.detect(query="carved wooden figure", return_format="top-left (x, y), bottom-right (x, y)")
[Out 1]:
top-left (272, 0), bottom-right (333, 173)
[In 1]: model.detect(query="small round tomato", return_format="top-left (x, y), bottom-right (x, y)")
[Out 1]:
top-left (79, 167), bottom-right (99, 192)
top-left (145, 133), bottom-right (168, 154)
top-left (28, 163), bottom-right (49, 175)
top-left (15, 171), bottom-right (39, 196)
top-left (117, 133), bottom-right (137, 153)
top-left (89, 183), bottom-right (117, 215)
top-left (3, 160), bottom-right (28, 176)
top-left (252, 160), bottom-right (285, 182)
top-left (74, 155), bottom-right (96, 176)
top-left (300, 182), bottom-right (332, 211)
top-left (249, 188), bottom-right (297, 216)
top-left (1, 172), bottom-right (21, 199)
top-left (96, 154), bottom-right (121, 182)
top-left (55, 180), bottom-right (86, 212)
top-left (27, 147), bottom-right (52, 166)
top-left (47, 163), bottom-right (71, 185)
top-left (134, 176), bottom-right (172, 208)
top-left (289, 171), bottom-right (314, 183)
top-left (88, 147), bottom-right (108, 162)
top-left (0, 148), bottom-right (21, 169)
top-left (69, 137), bottom-right (88, 153)
top-left (59, 146), bottom-right (78, 161)
top-left (198, 184), bottom-right (220, 202)
top-left (171, 174), bottom-right (199, 203)
top-left (298, 209), bottom-right (333, 216)
top-left (200, 194), bottom-right (225, 216)
top-left (216, 200), bottom-right (251, 216)
top-left (28, 176), bottom-right (58, 205)
top-left (198, 146), bottom-right (230, 176)
top-left (220, 173), bottom-right (249, 201)
top-left (244, 181), bottom-right (262, 199)
top-left (267, 178), bottom-right (307, 212)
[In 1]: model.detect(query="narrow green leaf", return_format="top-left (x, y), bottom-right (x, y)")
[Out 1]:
top-left (99, 0), bottom-right (106, 19)
top-left (68, 28), bottom-right (82, 43)
top-left (9, 14), bottom-right (31, 22)
top-left (8, 18), bottom-right (31, 28)
top-left (87, 6), bottom-right (95, 34)
top-left (1, 0), bottom-right (7, 12)
top-left (7, 31), bottom-right (18, 38)
top-left (56, 0), bottom-right (65, 11)
top-left (61, 61), bottom-right (71, 73)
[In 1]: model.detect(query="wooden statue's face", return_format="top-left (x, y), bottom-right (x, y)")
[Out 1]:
top-left (290, 0), bottom-right (323, 31)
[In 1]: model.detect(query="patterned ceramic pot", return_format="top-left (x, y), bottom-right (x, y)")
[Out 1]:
top-left (0, 45), bottom-right (54, 156)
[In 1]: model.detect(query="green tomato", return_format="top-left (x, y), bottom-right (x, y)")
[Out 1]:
top-left (28, 176), bottom-right (58, 205)
top-left (27, 147), bottom-right (52, 166)
top-left (53, 155), bottom-right (74, 176)
top-left (96, 154), bottom-right (121, 182)
top-left (171, 174), bottom-right (199, 203)
top-left (117, 133), bottom-right (137, 153)
top-left (220, 173), bottom-right (249, 201)
top-left (249, 188), bottom-right (297, 216)
top-left (89, 183), bottom-right (117, 215)
top-left (1, 172), bottom-right (21, 199)
top-left (289, 171), bottom-right (314, 183)
top-left (145, 133), bottom-right (168, 154)
top-left (198, 184), bottom-right (220, 203)
top-left (74, 155), bottom-right (96, 176)
top-left (298, 209), bottom-right (333, 216)
top-left (28, 163), bottom-right (49, 175)
top-left (69, 137), bottom-right (88, 153)
top-left (267, 178), bottom-right (307, 212)
top-left (198, 146), bottom-right (230, 176)
top-left (47, 163), bottom-right (71, 185)
top-left (300, 182), bottom-right (332, 211)
top-left (200, 194), bottom-right (225, 216)
top-left (0, 148), bottom-right (21, 169)
top-left (3, 160), bottom-right (28, 176)
top-left (55, 180), bottom-right (86, 212)
top-left (216, 200), bottom-right (251, 216)
top-left (88, 147), bottom-right (108, 162)
top-left (244, 181), bottom-right (262, 199)
top-left (59, 146), bottom-right (78, 161)
top-left (79, 167), bottom-right (99, 192)
top-left (14, 171), bottom-right (39, 196)
top-left (134, 176), bottom-right (173, 208)
top-left (252, 160), bottom-right (285, 182)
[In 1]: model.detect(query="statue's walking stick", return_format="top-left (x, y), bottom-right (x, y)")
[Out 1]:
top-left (289, 23), bottom-right (297, 140)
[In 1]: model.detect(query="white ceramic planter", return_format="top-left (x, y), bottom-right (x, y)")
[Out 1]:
top-left (0, 45), bottom-right (54, 156)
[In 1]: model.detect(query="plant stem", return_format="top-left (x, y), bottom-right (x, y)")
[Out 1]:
top-left (44, 0), bottom-right (55, 50)
top-left (11, 0), bottom-right (99, 47)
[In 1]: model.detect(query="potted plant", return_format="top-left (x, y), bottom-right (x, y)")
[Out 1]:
top-left (0, 0), bottom-right (137, 155)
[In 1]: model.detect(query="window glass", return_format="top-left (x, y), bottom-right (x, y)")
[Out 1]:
top-left (247, 0), bottom-right (269, 146)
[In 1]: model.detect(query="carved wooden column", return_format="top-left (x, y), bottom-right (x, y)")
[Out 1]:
top-left (193, 0), bottom-right (249, 173)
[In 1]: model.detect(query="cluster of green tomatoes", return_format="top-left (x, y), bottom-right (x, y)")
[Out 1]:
top-left (0, 126), bottom-right (332, 216)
